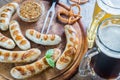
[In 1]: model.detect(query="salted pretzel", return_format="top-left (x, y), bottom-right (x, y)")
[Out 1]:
top-left (70, 0), bottom-right (88, 4)
top-left (57, 4), bottom-right (81, 24)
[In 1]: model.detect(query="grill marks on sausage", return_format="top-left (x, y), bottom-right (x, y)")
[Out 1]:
top-left (13, 30), bottom-right (19, 36)
top-left (29, 30), bottom-right (34, 36)
top-left (64, 49), bottom-right (74, 57)
top-left (11, 23), bottom-right (26, 44)
top-left (70, 37), bottom-right (74, 42)
top-left (15, 67), bottom-right (26, 75)
top-left (60, 57), bottom-right (69, 63)
top-left (67, 44), bottom-right (73, 48)
top-left (28, 29), bottom-right (57, 41)
top-left (22, 50), bottom-right (34, 60)
top-left (68, 29), bottom-right (73, 34)
top-left (0, 51), bottom-right (18, 61)
top-left (11, 25), bottom-right (17, 30)
top-left (35, 62), bottom-right (43, 70)
top-left (0, 19), bottom-right (5, 23)
top-left (0, 37), bottom-right (8, 42)
top-left (50, 35), bottom-right (55, 41)
top-left (8, 41), bottom-right (13, 45)
top-left (56, 25), bottom-right (79, 69)
top-left (69, 37), bottom-right (79, 48)
top-left (43, 35), bottom-right (48, 41)
top-left (26, 65), bottom-right (35, 73)
top-left (4, 52), bottom-right (10, 60)
top-left (12, 52), bottom-right (18, 60)
top-left (20, 40), bottom-right (27, 45)
top-left (3, 8), bottom-right (11, 12)
top-left (43, 58), bottom-right (48, 65)
top-left (15, 35), bottom-right (23, 41)
top-left (36, 33), bottom-right (41, 39)
top-left (0, 13), bottom-right (8, 18)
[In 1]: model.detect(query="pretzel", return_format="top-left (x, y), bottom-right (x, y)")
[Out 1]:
top-left (70, 0), bottom-right (88, 4)
top-left (57, 4), bottom-right (81, 24)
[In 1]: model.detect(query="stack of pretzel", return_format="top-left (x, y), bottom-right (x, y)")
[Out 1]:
top-left (57, 0), bottom-right (88, 24)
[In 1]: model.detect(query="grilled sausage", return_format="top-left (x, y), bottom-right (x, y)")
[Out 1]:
top-left (10, 48), bottom-right (61, 79)
top-left (0, 32), bottom-right (15, 49)
top-left (0, 48), bottom-right (41, 63)
top-left (25, 29), bottom-right (61, 45)
top-left (9, 20), bottom-right (31, 50)
top-left (0, 2), bottom-right (18, 31)
top-left (56, 25), bottom-right (79, 70)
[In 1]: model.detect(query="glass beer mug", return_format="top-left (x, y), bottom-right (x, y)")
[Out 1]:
top-left (87, 0), bottom-right (120, 48)
top-left (79, 17), bottom-right (120, 80)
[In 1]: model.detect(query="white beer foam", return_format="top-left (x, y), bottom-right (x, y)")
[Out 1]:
top-left (96, 24), bottom-right (120, 58)
top-left (97, 0), bottom-right (120, 15)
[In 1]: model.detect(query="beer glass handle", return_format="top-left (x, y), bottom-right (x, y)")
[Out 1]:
top-left (79, 47), bottom-right (99, 77)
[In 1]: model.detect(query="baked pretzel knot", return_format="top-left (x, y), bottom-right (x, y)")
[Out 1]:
top-left (57, 4), bottom-right (81, 24)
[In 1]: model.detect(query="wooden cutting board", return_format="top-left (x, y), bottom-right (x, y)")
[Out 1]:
top-left (0, 0), bottom-right (88, 80)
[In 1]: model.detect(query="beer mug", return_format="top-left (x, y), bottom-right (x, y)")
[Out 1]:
top-left (88, 0), bottom-right (120, 48)
top-left (79, 17), bottom-right (120, 80)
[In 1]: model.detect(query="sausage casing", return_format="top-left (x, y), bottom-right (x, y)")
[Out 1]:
top-left (10, 48), bottom-right (61, 79)
top-left (26, 29), bottom-right (61, 45)
top-left (0, 2), bottom-right (18, 31)
top-left (0, 48), bottom-right (41, 63)
top-left (9, 20), bottom-right (31, 50)
top-left (0, 32), bottom-right (15, 49)
top-left (56, 25), bottom-right (79, 70)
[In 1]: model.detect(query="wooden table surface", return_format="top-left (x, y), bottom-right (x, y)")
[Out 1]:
top-left (0, 0), bottom-right (96, 80)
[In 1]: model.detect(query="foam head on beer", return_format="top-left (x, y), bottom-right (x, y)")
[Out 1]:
top-left (96, 24), bottom-right (120, 58)
top-left (97, 0), bottom-right (120, 15)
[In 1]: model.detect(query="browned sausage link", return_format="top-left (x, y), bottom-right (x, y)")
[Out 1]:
top-left (12, 57), bottom-right (49, 77)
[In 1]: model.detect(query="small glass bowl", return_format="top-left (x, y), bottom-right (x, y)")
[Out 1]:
top-left (17, 0), bottom-right (45, 22)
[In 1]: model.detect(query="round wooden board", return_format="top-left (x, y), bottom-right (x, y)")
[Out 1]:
top-left (0, 0), bottom-right (88, 80)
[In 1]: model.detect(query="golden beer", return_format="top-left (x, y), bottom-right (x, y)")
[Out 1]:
top-left (87, 0), bottom-right (120, 48)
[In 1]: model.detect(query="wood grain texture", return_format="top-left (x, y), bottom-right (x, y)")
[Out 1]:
top-left (0, 0), bottom-right (88, 80)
